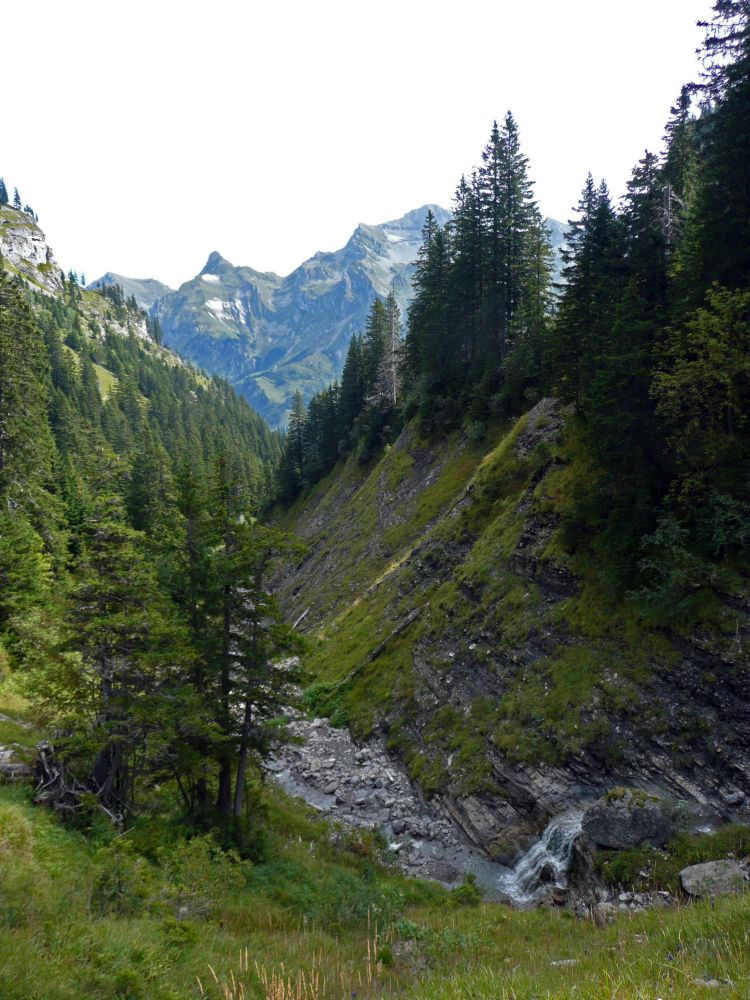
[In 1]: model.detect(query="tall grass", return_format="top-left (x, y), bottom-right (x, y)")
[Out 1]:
top-left (0, 773), bottom-right (747, 1000)
top-left (199, 922), bottom-right (394, 1000)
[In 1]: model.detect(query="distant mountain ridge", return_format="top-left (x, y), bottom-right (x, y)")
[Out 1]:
top-left (93, 206), bottom-right (565, 428)
top-left (89, 272), bottom-right (174, 312)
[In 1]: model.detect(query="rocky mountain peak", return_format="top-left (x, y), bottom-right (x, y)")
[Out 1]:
top-left (89, 271), bottom-right (174, 312)
top-left (383, 203), bottom-right (453, 232)
top-left (201, 250), bottom-right (232, 275)
top-left (102, 205), bottom-right (565, 428)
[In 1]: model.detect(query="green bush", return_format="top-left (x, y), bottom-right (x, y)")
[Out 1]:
top-left (92, 839), bottom-right (154, 916)
top-left (303, 679), bottom-right (349, 727)
top-left (158, 834), bottom-right (248, 919)
top-left (450, 872), bottom-right (483, 907)
top-left (466, 420), bottom-right (487, 444)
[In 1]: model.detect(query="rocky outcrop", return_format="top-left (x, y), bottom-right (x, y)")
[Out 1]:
top-left (0, 745), bottom-right (32, 783)
top-left (0, 206), bottom-right (155, 346)
top-left (581, 789), bottom-right (675, 850)
top-left (0, 205), bottom-right (64, 294)
top-left (679, 859), bottom-right (749, 898)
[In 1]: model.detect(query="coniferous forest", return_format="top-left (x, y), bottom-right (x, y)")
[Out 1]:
top-left (0, 268), bottom-right (300, 844)
top-left (280, 4), bottom-right (749, 624)
top-left (0, 3), bottom-right (749, 998)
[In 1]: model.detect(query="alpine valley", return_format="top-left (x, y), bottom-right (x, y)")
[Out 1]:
top-left (0, 4), bottom-right (749, 998)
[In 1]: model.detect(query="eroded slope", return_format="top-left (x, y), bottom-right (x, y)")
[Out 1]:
top-left (276, 401), bottom-right (750, 858)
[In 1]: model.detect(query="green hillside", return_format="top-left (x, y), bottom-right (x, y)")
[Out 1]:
top-left (273, 399), bottom-right (747, 850)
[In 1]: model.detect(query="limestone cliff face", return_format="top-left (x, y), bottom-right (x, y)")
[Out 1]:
top-left (0, 204), bottom-right (155, 346)
top-left (274, 401), bottom-right (750, 859)
top-left (0, 205), bottom-right (64, 294)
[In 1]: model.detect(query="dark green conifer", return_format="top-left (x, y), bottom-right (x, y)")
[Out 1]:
top-left (339, 334), bottom-right (365, 440)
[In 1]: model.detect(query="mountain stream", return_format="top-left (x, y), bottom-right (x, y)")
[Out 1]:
top-left (268, 714), bottom-right (582, 905)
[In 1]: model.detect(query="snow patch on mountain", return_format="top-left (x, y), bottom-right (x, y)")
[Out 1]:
top-left (204, 297), bottom-right (226, 316)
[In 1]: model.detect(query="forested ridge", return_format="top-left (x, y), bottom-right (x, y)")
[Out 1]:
top-left (280, 0), bottom-right (750, 624)
top-left (0, 262), bottom-right (304, 844)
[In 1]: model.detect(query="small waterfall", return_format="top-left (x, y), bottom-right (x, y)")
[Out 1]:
top-left (496, 810), bottom-right (583, 904)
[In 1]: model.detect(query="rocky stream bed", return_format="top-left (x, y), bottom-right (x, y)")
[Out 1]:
top-left (267, 715), bottom-right (750, 915)
top-left (267, 714), bottom-right (583, 906)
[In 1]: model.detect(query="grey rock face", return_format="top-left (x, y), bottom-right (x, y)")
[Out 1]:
top-left (581, 790), bottom-right (674, 850)
top-left (679, 859), bottom-right (749, 898)
top-left (0, 746), bottom-right (32, 782)
top-left (0, 205), bottom-right (64, 294)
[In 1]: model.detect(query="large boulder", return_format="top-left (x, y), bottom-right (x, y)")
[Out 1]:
top-left (582, 788), bottom-right (673, 850)
top-left (679, 860), bottom-right (749, 898)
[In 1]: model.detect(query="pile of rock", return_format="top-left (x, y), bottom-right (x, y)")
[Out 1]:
top-left (269, 716), bottom-right (458, 846)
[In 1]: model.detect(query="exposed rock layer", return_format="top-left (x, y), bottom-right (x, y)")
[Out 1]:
top-left (0, 205), bottom-right (64, 294)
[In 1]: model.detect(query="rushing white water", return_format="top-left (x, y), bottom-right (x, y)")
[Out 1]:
top-left (496, 809), bottom-right (584, 904)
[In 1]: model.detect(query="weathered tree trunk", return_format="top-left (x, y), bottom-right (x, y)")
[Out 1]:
top-left (217, 760), bottom-right (233, 816)
top-left (35, 741), bottom-right (122, 826)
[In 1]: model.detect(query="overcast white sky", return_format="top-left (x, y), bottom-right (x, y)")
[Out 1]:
top-left (2, 0), bottom-right (715, 288)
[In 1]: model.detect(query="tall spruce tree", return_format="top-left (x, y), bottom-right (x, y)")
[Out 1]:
top-left (339, 334), bottom-right (365, 441)
top-left (201, 452), bottom-right (301, 829)
top-left (684, 1), bottom-right (750, 295)
top-left (447, 173), bottom-right (484, 374)
top-left (277, 389), bottom-right (307, 500)
top-left (0, 269), bottom-right (57, 514)
top-left (63, 493), bottom-right (189, 819)
top-left (403, 213), bottom-right (453, 427)
top-left (361, 297), bottom-right (389, 399)
top-left (502, 209), bottom-right (555, 409)
top-left (477, 112), bottom-right (537, 368)
top-left (552, 175), bottom-right (621, 411)
top-left (370, 291), bottom-right (402, 409)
